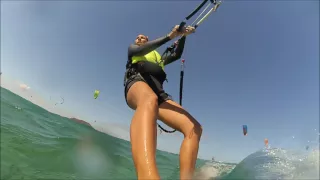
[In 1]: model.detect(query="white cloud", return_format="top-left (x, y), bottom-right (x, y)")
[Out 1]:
top-left (19, 83), bottom-right (30, 90)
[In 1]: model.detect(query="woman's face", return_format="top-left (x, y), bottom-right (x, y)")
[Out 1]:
top-left (135, 34), bottom-right (148, 45)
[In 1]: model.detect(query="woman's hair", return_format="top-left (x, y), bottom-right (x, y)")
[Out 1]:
top-left (137, 34), bottom-right (148, 41)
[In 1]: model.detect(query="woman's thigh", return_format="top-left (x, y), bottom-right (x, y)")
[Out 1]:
top-left (126, 80), bottom-right (158, 110)
top-left (158, 100), bottom-right (202, 137)
top-left (125, 73), bottom-right (171, 109)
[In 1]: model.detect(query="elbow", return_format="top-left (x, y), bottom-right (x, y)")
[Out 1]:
top-left (175, 52), bottom-right (183, 60)
top-left (171, 55), bottom-right (181, 62)
top-left (175, 54), bottom-right (182, 60)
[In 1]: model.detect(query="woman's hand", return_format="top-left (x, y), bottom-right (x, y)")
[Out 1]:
top-left (167, 25), bottom-right (195, 39)
top-left (183, 26), bottom-right (195, 36)
top-left (167, 25), bottom-right (184, 40)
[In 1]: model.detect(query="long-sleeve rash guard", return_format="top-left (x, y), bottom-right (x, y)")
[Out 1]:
top-left (127, 35), bottom-right (186, 68)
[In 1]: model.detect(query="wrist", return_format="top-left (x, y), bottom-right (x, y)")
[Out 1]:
top-left (167, 33), bottom-right (174, 40)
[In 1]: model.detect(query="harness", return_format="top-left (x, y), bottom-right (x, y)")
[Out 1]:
top-left (124, 50), bottom-right (167, 86)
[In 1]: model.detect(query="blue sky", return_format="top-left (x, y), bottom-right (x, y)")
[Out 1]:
top-left (1, 1), bottom-right (319, 163)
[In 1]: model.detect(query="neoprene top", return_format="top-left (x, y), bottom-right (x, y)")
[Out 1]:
top-left (127, 35), bottom-right (186, 68)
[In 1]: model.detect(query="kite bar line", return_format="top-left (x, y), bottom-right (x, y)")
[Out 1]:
top-left (178, 0), bottom-right (209, 31)
top-left (178, 0), bottom-right (222, 32)
top-left (190, 3), bottom-right (212, 27)
top-left (194, 1), bottom-right (221, 28)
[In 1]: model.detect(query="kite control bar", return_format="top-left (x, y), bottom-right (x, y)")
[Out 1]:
top-left (157, 0), bottom-right (222, 134)
top-left (161, 0), bottom-right (222, 61)
top-left (166, 0), bottom-right (222, 55)
top-left (178, 0), bottom-right (222, 32)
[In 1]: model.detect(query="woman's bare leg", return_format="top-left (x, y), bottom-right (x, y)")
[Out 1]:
top-left (158, 100), bottom-right (202, 180)
top-left (126, 81), bottom-right (160, 180)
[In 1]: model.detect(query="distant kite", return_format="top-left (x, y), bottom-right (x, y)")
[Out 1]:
top-left (306, 145), bottom-right (309, 150)
top-left (94, 90), bottom-right (100, 99)
top-left (55, 97), bottom-right (64, 105)
top-left (243, 125), bottom-right (247, 136)
top-left (264, 138), bottom-right (269, 147)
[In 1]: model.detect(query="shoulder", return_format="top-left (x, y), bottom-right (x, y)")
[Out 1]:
top-left (128, 44), bottom-right (137, 54)
top-left (128, 44), bottom-right (136, 49)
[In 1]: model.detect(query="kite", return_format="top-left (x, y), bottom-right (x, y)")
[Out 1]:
top-left (243, 125), bottom-right (247, 136)
top-left (264, 138), bottom-right (269, 147)
top-left (94, 90), bottom-right (100, 99)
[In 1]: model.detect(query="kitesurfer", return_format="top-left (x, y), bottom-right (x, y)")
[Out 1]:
top-left (124, 25), bottom-right (202, 180)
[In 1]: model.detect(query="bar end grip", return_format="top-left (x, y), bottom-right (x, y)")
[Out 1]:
top-left (178, 21), bottom-right (186, 32)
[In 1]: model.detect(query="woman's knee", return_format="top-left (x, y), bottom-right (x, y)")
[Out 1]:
top-left (138, 93), bottom-right (158, 109)
top-left (183, 119), bottom-right (203, 140)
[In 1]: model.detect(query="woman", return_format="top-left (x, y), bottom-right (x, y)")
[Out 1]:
top-left (124, 25), bottom-right (202, 180)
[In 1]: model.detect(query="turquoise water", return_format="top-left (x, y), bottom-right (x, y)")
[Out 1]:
top-left (1, 87), bottom-right (319, 179)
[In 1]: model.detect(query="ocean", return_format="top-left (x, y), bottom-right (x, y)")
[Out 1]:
top-left (1, 87), bottom-right (319, 179)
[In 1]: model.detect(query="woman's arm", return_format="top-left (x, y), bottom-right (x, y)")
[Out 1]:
top-left (128, 35), bottom-right (171, 57)
top-left (163, 36), bottom-right (186, 66)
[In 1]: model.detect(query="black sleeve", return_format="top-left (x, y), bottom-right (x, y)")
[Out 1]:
top-left (163, 36), bottom-right (186, 66)
top-left (128, 35), bottom-right (171, 57)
